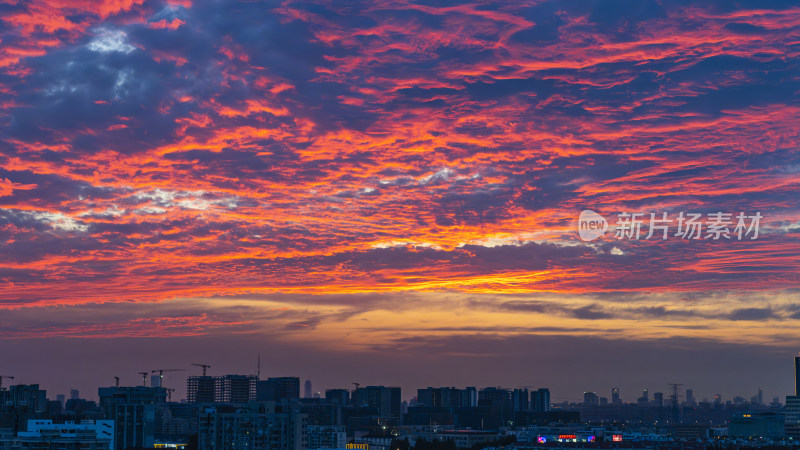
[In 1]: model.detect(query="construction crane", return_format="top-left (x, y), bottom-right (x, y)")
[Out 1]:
top-left (352, 382), bottom-right (360, 390)
top-left (151, 369), bottom-right (186, 388)
top-left (668, 383), bottom-right (683, 406)
top-left (138, 372), bottom-right (149, 387)
top-left (0, 375), bottom-right (13, 390)
top-left (191, 363), bottom-right (211, 376)
top-left (668, 383), bottom-right (683, 424)
top-left (165, 388), bottom-right (175, 402)
top-left (114, 376), bottom-right (120, 388)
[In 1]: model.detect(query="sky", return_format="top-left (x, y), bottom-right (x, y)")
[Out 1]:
top-left (0, 0), bottom-right (799, 403)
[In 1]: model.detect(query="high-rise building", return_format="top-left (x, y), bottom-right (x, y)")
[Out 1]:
top-left (186, 374), bottom-right (258, 404)
top-left (462, 387), bottom-right (478, 407)
top-left (325, 389), bottom-right (349, 406)
top-left (352, 386), bottom-right (401, 421)
top-left (653, 392), bottom-right (664, 407)
top-left (198, 402), bottom-right (306, 450)
top-left (2, 385), bottom-right (48, 414)
top-left (56, 394), bottom-right (66, 410)
top-left (583, 392), bottom-right (599, 406)
top-left (795, 355), bottom-right (800, 396)
top-left (611, 387), bottom-right (621, 404)
top-left (512, 388), bottom-right (529, 411)
top-left (306, 425), bottom-right (346, 449)
top-left (187, 376), bottom-right (216, 403)
top-left (786, 396), bottom-right (800, 439)
top-left (304, 380), bottom-right (313, 399)
top-left (787, 354), bottom-right (800, 438)
top-left (685, 389), bottom-right (695, 405)
top-left (297, 399), bottom-right (339, 426)
top-left (257, 377), bottom-right (300, 402)
top-left (98, 386), bottom-right (167, 450)
top-left (0, 384), bottom-right (48, 432)
top-left (478, 387), bottom-right (513, 426)
top-left (531, 388), bottom-right (550, 413)
top-left (417, 387), bottom-right (462, 408)
top-left (637, 389), bottom-right (649, 407)
top-left (216, 375), bottom-right (257, 404)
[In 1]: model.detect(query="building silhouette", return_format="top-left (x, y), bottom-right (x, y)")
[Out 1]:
top-left (98, 386), bottom-right (166, 450)
top-left (531, 388), bottom-right (550, 413)
top-left (786, 354), bottom-right (800, 438)
top-left (611, 387), bottom-right (621, 405)
top-left (186, 375), bottom-right (257, 404)
top-left (324, 389), bottom-right (349, 406)
top-left (257, 377), bottom-right (300, 402)
top-left (187, 376), bottom-right (216, 403)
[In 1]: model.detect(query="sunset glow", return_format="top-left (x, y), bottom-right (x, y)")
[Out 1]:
top-left (0, 0), bottom-right (799, 400)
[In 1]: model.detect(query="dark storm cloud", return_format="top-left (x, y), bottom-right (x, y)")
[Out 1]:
top-left (0, 169), bottom-right (116, 206)
top-left (728, 307), bottom-right (776, 321)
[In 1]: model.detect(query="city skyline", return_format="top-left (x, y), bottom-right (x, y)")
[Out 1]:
top-left (1, 0), bottom-right (799, 411)
top-left (1, 353), bottom-right (794, 406)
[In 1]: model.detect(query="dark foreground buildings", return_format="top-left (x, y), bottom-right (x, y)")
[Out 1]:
top-left (2, 356), bottom-right (800, 449)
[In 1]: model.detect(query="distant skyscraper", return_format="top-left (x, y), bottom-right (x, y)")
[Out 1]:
top-left (352, 386), bottom-right (402, 419)
top-left (787, 396), bottom-right (800, 439)
top-left (70, 389), bottom-right (79, 400)
top-left (150, 374), bottom-right (161, 388)
top-left (304, 380), bottom-right (312, 399)
top-left (512, 388), bottom-right (529, 411)
top-left (478, 387), bottom-right (513, 426)
top-left (187, 376), bottom-right (216, 403)
top-left (611, 387), bottom-right (621, 404)
top-left (462, 387), bottom-right (478, 407)
top-left (686, 389), bottom-right (695, 405)
top-left (187, 374), bottom-right (258, 403)
top-left (637, 389), bottom-right (649, 406)
top-left (325, 388), bottom-right (349, 406)
top-left (56, 394), bottom-right (65, 409)
top-left (418, 387), bottom-right (463, 407)
top-left (795, 355), bottom-right (800, 396)
top-left (98, 386), bottom-right (167, 450)
top-left (531, 388), bottom-right (550, 412)
top-left (257, 377), bottom-right (300, 402)
top-left (787, 354), bottom-right (800, 439)
top-left (583, 392), bottom-right (599, 406)
top-left (217, 375), bottom-right (257, 403)
top-left (198, 401), bottom-right (305, 450)
top-left (653, 392), bottom-right (664, 407)
top-left (1, 384), bottom-right (48, 416)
